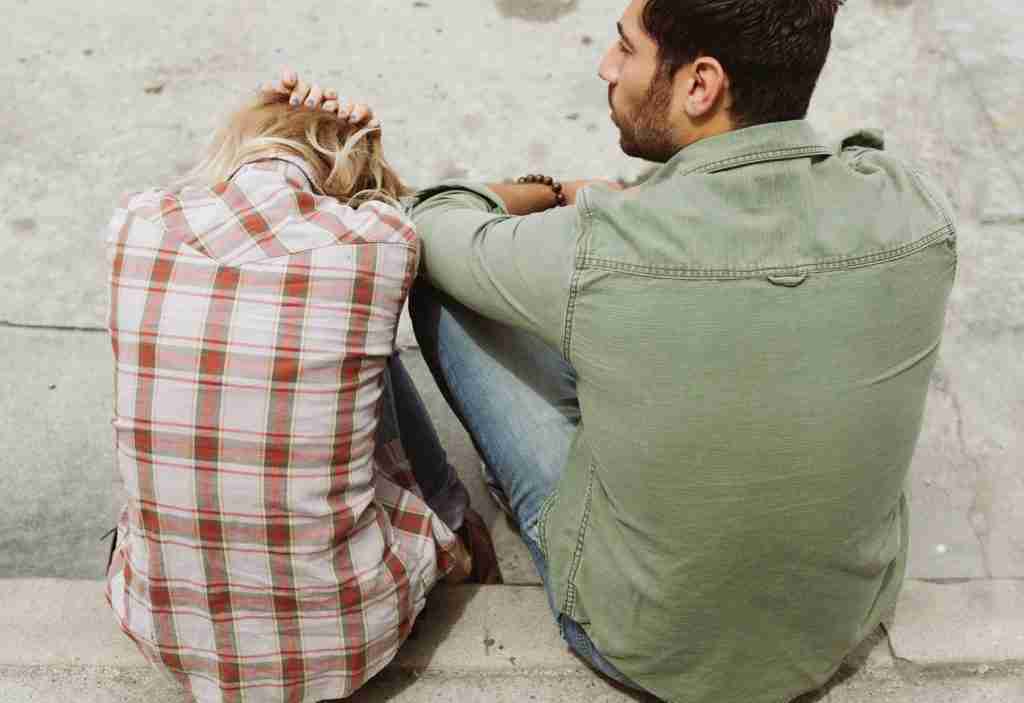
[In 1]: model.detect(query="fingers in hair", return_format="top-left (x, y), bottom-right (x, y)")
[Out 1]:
top-left (349, 103), bottom-right (370, 124)
top-left (289, 80), bottom-right (311, 106)
top-left (305, 84), bottom-right (324, 109)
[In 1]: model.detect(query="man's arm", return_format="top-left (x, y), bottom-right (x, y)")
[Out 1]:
top-left (409, 177), bottom-right (621, 349)
top-left (409, 183), bottom-right (584, 351)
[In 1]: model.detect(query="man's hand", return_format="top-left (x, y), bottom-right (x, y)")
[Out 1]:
top-left (261, 67), bottom-right (380, 129)
top-left (488, 177), bottom-right (625, 216)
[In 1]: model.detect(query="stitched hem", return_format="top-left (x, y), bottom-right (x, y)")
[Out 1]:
top-left (561, 463), bottom-right (597, 616)
top-left (536, 488), bottom-right (559, 559)
top-left (561, 192), bottom-right (593, 361)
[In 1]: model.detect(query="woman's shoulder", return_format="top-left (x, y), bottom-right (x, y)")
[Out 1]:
top-left (230, 157), bottom-right (419, 249)
top-left (310, 195), bottom-right (419, 249)
top-left (114, 186), bottom-right (171, 222)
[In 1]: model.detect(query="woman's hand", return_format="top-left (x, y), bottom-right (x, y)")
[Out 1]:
top-left (261, 67), bottom-right (380, 129)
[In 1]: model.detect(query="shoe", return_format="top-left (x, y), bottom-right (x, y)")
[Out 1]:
top-left (456, 507), bottom-right (503, 584)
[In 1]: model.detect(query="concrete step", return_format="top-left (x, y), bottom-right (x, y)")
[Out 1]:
top-left (3, 662), bottom-right (1023, 703)
top-left (2, 578), bottom-right (1023, 702)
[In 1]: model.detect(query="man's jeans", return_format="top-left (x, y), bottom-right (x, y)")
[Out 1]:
top-left (405, 282), bottom-right (639, 689)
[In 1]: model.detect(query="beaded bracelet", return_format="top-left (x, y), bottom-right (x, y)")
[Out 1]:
top-left (516, 173), bottom-right (568, 207)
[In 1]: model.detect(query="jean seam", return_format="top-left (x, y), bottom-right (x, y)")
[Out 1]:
top-left (535, 488), bottom-right (558, 558)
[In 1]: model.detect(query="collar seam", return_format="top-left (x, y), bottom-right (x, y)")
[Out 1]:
top-left (682, 144), bottom-right (831, 176)
top-left (230, 156), bottom-right (324, 194)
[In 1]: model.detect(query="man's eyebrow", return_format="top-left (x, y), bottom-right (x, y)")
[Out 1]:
top-left (617, 21), bottom-right (635, 49)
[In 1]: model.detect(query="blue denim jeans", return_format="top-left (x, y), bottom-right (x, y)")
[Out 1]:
top-left (408, 282), bottom-right (640, 690)
top-left (378, 353), bottom-right (469, 532)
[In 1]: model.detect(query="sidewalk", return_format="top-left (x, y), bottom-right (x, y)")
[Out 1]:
top-left (2, 579), bottom-right (1022, 703)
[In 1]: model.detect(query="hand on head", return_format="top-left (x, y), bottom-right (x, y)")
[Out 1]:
top-left (261, 67), bottom-right (380, 131)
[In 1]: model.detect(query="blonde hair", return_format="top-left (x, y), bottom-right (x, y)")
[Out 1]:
top-left (180, 91), bottom-right (409, 206)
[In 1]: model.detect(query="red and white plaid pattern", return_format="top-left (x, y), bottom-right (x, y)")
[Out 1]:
top-left (105, 156), bottom-right (459, 703)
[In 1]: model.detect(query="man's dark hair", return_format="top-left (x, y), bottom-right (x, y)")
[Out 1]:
top-left (641, 0), bottom-right (844, 128)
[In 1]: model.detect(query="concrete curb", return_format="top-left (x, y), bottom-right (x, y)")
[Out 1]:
top-left (2, 578), bottom-right (1024, 701)
top-left (0, 580), bottom-right (587, 673)
top-left (888, 579), bottom-right (1024, 666)
top-left (4, 578), bottom-right (1024, 672)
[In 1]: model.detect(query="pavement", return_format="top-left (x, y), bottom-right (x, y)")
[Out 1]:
top-left (1, 0), bottom-right (1022, 701)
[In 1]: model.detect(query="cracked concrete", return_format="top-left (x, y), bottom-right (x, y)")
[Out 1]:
top-left (923, 365), bottom-right (993, 579)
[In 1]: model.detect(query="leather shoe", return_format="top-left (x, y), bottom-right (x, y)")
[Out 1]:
top-left (456, 507), bottom-right (503, 584)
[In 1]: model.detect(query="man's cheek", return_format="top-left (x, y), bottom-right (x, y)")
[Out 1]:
top-left (609, 94), bottom-right (624, 125)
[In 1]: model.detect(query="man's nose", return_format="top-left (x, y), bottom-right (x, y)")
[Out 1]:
top-left (598, 47), bottom-right (619, 84)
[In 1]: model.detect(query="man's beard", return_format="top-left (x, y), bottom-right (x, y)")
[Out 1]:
top-left (613, 71), bottom-right (679, 163)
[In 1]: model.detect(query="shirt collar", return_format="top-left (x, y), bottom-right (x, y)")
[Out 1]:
top-left (650, 120), bottom-right (832, 184)
top-left (229, 154), bottom-right (325, 195)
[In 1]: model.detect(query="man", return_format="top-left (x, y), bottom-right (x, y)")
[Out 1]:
top-left (279, 0), bottom-right (956, 700)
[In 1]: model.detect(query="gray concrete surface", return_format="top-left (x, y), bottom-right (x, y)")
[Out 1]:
top-left (1, 0), bottom-right (1022, 701)
top-left (0, 327), bottom-right (539, 583)
top-left (0, 329), bottom-right (117, 578)
top-left (10, 579), bottom-right (1024, 676)
top-left (889, 580), bottom-right (1024, 665)
top-left (6, 663), bottom-right (1024, 703)
top-left (3, 579), bottom-right (1024, 703)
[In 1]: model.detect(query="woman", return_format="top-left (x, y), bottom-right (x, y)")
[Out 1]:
top-left (105, 85), bottom-right (499, 703)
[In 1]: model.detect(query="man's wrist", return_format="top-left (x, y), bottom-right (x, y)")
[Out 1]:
top-left (516, 174), bottom-right (567, 207)
top-left (484, 181), bottom-right (562, 215)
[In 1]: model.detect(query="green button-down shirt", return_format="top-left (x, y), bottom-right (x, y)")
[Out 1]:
top-left (409, 121), bottom-right (956, 703)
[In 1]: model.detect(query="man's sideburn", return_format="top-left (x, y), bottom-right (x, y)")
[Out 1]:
top-left (620, 67), bottom-right (678, 163)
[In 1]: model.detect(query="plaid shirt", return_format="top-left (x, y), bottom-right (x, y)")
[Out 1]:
top-left (105, 156), bottom-right (459, 703)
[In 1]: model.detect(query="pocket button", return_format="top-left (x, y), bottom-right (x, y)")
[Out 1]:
top-left (767, 274), bottom-right (808, 288)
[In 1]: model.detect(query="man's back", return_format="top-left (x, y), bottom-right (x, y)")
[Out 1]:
top-left (541, 121), bottom-right (956, 701)
top-left (412, 119), bottom-right (956, 703)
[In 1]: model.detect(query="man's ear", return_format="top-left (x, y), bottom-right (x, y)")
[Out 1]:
top-left (683, 56), bottom-right (728, 119)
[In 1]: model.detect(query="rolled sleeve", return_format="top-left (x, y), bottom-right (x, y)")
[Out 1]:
top-left (409, 182), bottom-right (580, 352)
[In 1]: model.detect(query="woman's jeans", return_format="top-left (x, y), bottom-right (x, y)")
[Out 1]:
top-left (403, 282), bottom-right (640, 690)
top-left (378, 351), bottom-right (469, 532)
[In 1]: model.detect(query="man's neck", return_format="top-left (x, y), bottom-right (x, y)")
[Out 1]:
top-left (678, 112), bottom-right (736, 151)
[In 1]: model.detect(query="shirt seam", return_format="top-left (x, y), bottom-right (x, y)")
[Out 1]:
top-left (907, 166), bottom-right (956, 235)
top-left (562, 268), bottom-right (583, 362)
top-left (561, 196), bottom-right (592, 362)
top-left (576, 224), bottom-right (954, 280)
top-left (127, 201), bottom-right (417, 264)
top-left (166, 237), bottom-right (418, 267)
top-left (681, 145), bottom-right (831, 176)
top-left (561, 462), bottom-right (597, 617)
